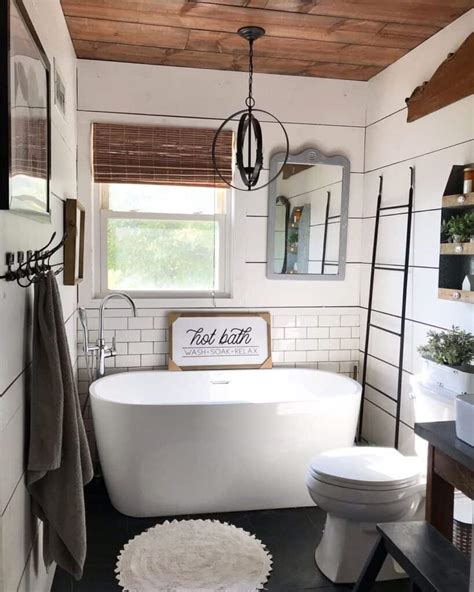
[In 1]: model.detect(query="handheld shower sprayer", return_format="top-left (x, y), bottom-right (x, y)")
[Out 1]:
top-left (78, 307), bottom-right (94, 385)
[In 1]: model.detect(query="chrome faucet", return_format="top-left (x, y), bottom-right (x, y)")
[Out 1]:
top-left (96, 293), bottom-right (137, 378)
top-left (79, 293), bottom-right (137, 380)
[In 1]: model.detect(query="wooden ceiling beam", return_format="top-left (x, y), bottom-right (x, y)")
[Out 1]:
top-left (60, 0), bottom-right (438, 49)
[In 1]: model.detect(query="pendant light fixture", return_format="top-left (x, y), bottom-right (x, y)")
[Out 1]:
top-left (212, 26), bottom-right (289, 191)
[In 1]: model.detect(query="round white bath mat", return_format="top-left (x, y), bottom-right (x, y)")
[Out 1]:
top-left (116, 518), bottom-right (273, 592)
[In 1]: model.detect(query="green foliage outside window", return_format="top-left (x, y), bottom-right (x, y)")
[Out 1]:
top-left (107, 218), bottom-right (217, 291)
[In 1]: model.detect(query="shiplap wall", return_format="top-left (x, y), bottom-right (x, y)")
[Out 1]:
top-left (0, 1), bottom-right (78, 590)
top-left (359, 10), bottom-right (474, 454)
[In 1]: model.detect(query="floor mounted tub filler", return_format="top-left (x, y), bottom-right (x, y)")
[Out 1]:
top-left (90, 368), bottom-right (361, 517)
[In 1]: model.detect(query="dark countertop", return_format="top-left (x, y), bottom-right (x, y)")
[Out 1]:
top-left (414, 421), bottom-right (474, 472)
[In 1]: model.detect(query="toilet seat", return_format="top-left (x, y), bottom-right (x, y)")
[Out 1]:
top-left (308, 447), bottom-right (421, 492)
top-left (306, 447), bottom-right (425, 525)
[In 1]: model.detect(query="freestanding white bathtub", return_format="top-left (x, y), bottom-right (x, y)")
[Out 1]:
top-left (90, 368), bottom-right (361, 517)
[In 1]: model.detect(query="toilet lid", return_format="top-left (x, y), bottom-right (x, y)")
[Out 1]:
top-left (309, 447), bottom-right (421, 491)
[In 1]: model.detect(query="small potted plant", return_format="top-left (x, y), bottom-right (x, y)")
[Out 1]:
top-left (441, 213), bottom-right (469, 243)
top-left (441, 211), bottom-right (474, 243)
top-left (418, 326), bottom-right (474, 394)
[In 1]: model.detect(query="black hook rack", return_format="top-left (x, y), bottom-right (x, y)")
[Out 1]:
top-left (0, 232), bottom-right (67, 287)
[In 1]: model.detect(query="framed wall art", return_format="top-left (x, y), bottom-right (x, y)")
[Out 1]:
top-left (0, 0), bottom-right (51, 216)
top-left (168, 312), bottom-right (272, 371)
top-left (64, 199), bottom-right (85, 286)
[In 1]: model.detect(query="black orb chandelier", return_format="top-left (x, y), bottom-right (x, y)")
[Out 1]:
top-left (212, 26), bottom-right (289, 191)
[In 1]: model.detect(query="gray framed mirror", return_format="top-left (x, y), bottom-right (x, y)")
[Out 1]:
top-left (266, 148), bottom-right (350, 281)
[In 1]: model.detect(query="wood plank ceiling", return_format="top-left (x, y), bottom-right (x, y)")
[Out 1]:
top-left (60, 0), bottom-right (474, 81)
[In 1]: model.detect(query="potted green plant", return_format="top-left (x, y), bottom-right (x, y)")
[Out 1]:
top-left (418, 326), bottom-right (474, 394)
top-left (441, 211), bottom-right (474, 243)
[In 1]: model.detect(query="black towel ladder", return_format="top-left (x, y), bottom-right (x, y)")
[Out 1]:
top-left (358, 167), bottom-right (414, 449)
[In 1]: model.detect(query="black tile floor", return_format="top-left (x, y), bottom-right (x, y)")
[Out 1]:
top-left (52, 479), bottom-right (409, 592)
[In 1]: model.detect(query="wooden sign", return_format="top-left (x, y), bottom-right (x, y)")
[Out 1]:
top-left (168, 312), bottom-right (272, 371)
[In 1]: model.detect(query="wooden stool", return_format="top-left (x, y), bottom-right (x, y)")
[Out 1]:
top-left (353, 521), bottom-right (470, 592)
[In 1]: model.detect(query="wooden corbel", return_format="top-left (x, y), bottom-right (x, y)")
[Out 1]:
top-left (405, 33), bottom-right (474, 123)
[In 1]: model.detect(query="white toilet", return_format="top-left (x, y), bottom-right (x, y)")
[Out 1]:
top-left (306, 447), bottom-right (425, 583)
top-left (306, 376), bottom-right (458, 584)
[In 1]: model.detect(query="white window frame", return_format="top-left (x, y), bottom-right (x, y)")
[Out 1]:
top-left (94, 183), bottom-right (232, 299)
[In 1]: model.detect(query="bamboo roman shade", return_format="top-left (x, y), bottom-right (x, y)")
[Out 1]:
top-left (12, 117), bottom-right (48, 179)
top-left (92, 123), bottom-right (233, 188)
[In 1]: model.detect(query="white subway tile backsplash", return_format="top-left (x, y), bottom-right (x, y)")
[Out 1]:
top-left (340, 361), bottom-right (358, 373)
top-left (115, 355), bottom-right (141, 368)
top-left (128, 317), bottom-right (154, 330)
top-left (153, 342), bottom-right (169, 354)
top-left (284, 351), bottom-right (307, 363)
top-left (295, 339), bottom-right (318, 351)
top-left (272, 316), bottom-right (296, 328)
top-left (272, 339), bottom-right (296, 352)
top-left (128, 342), bottom-right (153, 355)
top-left (318, 316), bottom-right (341, 327)
top-left (115, 330), bottom-right (141, 342)
top-left (141, 354), bottom-right (166, 367)
top-left (329, 327), bottom-right (352, 338)
top-left (104, 317), bottom-right (128, 330)
top-left (141, 329), bottom-right (166, 342)
top-left (317, 362), bottom-right (340, 372)
top-left (285, 327), bottom-right (307, 339)
top-left (115, 342), bottom-right (128, 355)
top-left (271, 328), bottom-right (285, 339)
top-left (307, 350), bottom-right (330, 362)
top-left (153, 317), bottom-right (168, 329)
top-left (271, 352), bottom-right (285, 363)
top-left (296, 316), bottom-right (319, 327)
top-left (307, 327), bottom-right (330, 339)
top-left (341, 315), bottom-right (359, 326)
top-left (318, 339), bottom-right (340, 350)
top-left (340, 338), bottom-right (360, 350)
top-left (329, 350), bottom-right (353, 362)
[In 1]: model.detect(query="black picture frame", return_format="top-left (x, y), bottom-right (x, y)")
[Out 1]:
top-left (0, 0), bottom-right (51, 216)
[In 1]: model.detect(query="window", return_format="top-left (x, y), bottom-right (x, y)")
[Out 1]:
top-left (92, 122), bottom-right (233, 297)
top-left (99, 183), bottom-right (231, 296)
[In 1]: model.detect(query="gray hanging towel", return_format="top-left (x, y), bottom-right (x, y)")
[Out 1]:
top-left (27, 271), bottom-right (93, 580)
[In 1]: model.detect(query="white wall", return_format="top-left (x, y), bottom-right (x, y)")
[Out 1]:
top-left (0, 1), bottom-right (78, 590)
top-left (359, 10), bottom-right (474, 453)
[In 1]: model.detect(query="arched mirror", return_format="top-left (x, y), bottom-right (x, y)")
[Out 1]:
top-left (266, 148), bottom-right (350, 281)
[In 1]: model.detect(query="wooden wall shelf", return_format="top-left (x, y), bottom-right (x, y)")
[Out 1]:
top-left (438, 288), bottom-right (474, 304)
top-left (440, 242), bottom-right (474, 255)
top-left (438, 165), bottom-right (474, 304)
top-left (442, 192), bottom-right (474, 208)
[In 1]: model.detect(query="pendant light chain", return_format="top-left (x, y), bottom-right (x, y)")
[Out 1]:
top-left (246, 40), bottom-right (255, 109)
top-left (211, 25), bottom-right (289, 191)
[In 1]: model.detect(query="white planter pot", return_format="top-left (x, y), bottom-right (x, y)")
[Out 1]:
top-left (421, 359), bottom-right (474, 395)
